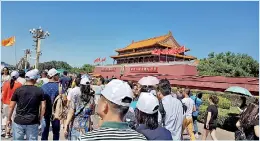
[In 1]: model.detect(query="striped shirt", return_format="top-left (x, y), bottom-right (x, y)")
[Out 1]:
top-left (79, 122), bottom-right (147, 140)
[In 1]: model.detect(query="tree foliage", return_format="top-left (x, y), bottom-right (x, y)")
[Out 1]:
top-left (38, 61), bottom-right (95, 74)
top-left (197, 52), bottom-right (259, 77)
top-left (38, 61), bottom-right (72, 71)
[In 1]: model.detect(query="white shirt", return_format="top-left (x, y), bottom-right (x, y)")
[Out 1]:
top-left (158, 95), bottom-right (184, 140)
top-left (182, 97), bottom-right (195, 118)
top-left (17, 77), bottom-right (26, 85)
top-left (67, 86), bottom-right (80, 101)
top-left (1, 75), bottom-right (10, 85)
top-left (36, 78), bottom-right (49, 85)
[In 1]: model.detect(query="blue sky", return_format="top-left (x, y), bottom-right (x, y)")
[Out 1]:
top-left (1, 1), bottom-right (259, 67)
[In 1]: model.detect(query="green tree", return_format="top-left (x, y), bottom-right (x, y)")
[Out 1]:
top-left (197, 52), bottom-right (259, 77)
top-left (38, 61), bottom-right (72, 71)
top-left (81, 64), bottom-right (95, 73)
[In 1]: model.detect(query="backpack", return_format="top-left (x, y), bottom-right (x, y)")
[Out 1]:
top-left (52, 94), bottom-right (68, 120)
top-left (179, 99), bottom-right (187, 115)
top-left (159, 100), bottom-right (166, 127)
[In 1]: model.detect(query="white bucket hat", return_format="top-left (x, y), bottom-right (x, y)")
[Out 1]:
top-left (136, 92), bottom-right (159, 114)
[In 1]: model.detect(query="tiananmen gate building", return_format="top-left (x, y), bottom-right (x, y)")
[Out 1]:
top-left (93, 31), bottom-right (259, 96)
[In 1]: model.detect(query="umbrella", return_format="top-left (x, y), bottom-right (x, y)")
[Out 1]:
top-left (138, 76), bottom-right (159, 86)
top-left (225, 86), bottom-right (252, 97)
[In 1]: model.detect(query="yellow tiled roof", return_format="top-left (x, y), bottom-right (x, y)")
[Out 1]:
top-left (116, 33), bottom-right (171, 52)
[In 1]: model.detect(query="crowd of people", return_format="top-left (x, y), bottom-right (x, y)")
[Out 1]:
top-left (1, 67), bottom-right (259, 141)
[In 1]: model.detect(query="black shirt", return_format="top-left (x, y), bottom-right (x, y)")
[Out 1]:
top-left (11, 85), bottom-right (45, 125)
top-left (205, 105), bottom-right (218, 125)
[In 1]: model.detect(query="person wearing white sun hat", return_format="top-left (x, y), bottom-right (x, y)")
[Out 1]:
top-left (41, 68), bottom-right (60, 140)
top-left (79, 79), bottom-right (146, 140)
top-left (64, 77), bottom-right (95, 140)
top-left (7, 69), bottom-right (46, 140)
top-left (2, 71), bottom-right (22, 139)
top-left (135, 92), bottom-right (172, 140)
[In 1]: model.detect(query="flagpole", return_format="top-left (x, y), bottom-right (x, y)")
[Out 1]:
top-left (183, 46), bottom-right (185, 61)
top-left (14, 41), bottom-right (17, 68)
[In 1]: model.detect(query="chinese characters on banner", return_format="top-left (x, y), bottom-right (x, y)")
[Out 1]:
top-left (130, 67), bottom-right (158, 73)
top-left (151, 46), bottom-right (186, 55)
top-left (101, 68), bottom-right (116, 72)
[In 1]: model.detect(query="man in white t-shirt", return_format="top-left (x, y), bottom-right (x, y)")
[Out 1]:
top-left (36, 71), bottom-right (49, 85)
top-left (181, 88), bottom-right (196, 141)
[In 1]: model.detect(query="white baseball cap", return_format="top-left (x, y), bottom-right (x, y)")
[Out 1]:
top-left (80, 77), bottom-right (90, 85)
top-left (138, 76), bottom-right (159, 86)
top-left (48, 68), bottom-right (58, 77)
top-left (136, 92), bottom-right (159, 114)
top-left (101, 79), bottom-right (133, 107)
top-left (11, 71), bottom-right (19, 79)
top-left (25, 69), bottom-right (39, 80)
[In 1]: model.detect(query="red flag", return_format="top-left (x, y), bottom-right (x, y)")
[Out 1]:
top-left (151, 49), bottom-right (161, 55)
top-left (161, 49), bottom-right (169, 55)
top-left (94, 58), bottom-right (101, 63)
top-left (102, 57), bottom-right (106, 62)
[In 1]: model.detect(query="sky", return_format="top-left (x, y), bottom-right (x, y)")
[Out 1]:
top-left (1, 1), bottom-right (259, 67)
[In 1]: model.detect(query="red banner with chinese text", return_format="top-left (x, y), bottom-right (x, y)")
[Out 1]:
top-left (130, 67), bottom-right (158, 73)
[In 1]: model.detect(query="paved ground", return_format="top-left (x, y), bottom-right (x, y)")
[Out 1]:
top-left (1, 118), bottom-right (234, 140)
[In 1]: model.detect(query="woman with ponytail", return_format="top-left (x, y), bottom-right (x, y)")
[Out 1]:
top-left (1, 71), bottom-right (22, 139)
top-left (64, 77), bottom-right (95, 140)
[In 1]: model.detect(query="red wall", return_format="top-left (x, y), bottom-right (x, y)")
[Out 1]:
top-left (93, 64), bottom-right (259, 96)
top-left (93, 64), bottom-right (198, 78)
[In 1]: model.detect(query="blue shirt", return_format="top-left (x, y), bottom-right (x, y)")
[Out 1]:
top-left (130, 101), bottom-right (137, 110)
top-left (41, 82), bottom-right (59, 116)
top-left (136, 124), bottom-right (172, 140)
top-left (190, 95), bottom-right (202, 117)
top-left (59, 76), bottom-right (71, 93)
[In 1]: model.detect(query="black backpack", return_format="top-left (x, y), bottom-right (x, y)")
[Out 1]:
top-left (179, 99), bottom-right (187, 115)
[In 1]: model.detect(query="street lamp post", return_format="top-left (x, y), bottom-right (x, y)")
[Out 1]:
top-left (29, 27), bottom-right (50, 69)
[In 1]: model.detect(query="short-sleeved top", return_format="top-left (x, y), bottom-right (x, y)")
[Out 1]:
top-left (190, 95), bottom-right (202, 117)
top-left (79, 122), bottom-right (147, 140)
top-left (37, 78), bottom-right (49, 85)
top-left (2, 81), bottom-right (22, 105)
top-left (205, 105), bottom-right (218, 125)
top-left (182, 97), bottom-right (195, 118)
top-left (17, 77), bottom-right (26, 85)
top-left (158, 95), bottom-right (183, 140)
top-left (136, 124), bottom-right (172, 140)
top-left (59, 76), bottom-right (71, 93)
top-left (67, 87), bottom-right (80, 101)
top-left (1, 75), bottom-right (10, 85)
top-left (70, 91), bottom-right (95, 133)
top-left (11, 85), bottom-right (45, 125)
top-left (41, 82), bottom-right (59, 116)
